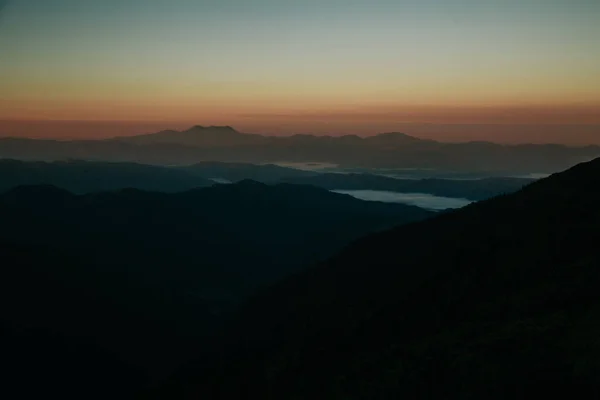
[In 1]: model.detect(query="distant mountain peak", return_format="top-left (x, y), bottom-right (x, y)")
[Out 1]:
top-left (185, 125), bottom-right (239, 133)
top-left (374, 132), bottom-right (420, 140)
top-left (380, 132), bottom-right (412, 137)
top-left (365, 131), bottom-right (436, 146)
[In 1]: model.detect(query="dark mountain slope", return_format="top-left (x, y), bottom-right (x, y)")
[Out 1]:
top-left (0, 182), bottom-right (432, 288)
top-left (0, 241), bottom-right (152, 399)
top-left (0, 159), bottom-right (212, 193)
top-left (117, 125), bottom-right (266, 147)
top-left (178, 158), bottom-right (600, 399)
top-left (0, 182), bottom-right (432, 391)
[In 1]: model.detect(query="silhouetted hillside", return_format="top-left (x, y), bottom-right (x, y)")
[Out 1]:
top-left (0, 181), bottom-right (432, 395)
top-left (0, 242), bottom-right (155, 399)
top-left (175, 158), bottom-right (600, 399)
top-left (0, 182), bottom-right (431, 297)
top-left (0, 159), bottom-right (212, 193)
top-left (0, 182), bottom-right (431, 282)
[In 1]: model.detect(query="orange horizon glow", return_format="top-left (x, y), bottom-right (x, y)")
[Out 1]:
top-left (1, 111), bottom-right (599, 146)
top-left (1, 1), bottom-right (599, 144)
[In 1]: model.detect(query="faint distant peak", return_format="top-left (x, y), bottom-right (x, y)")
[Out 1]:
top-left (366, 131), bottom-right (436, 145)
top-left (290, 133), bottom-right (319, 139)
top-left (339, 134), bottom-right (362, 140)
top-left (372, 132), bottom-right (419, 140)
top-left (185, 125), bottom-right (239, 134)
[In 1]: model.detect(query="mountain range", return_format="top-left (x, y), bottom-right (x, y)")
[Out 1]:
top-left (3, 132), bottom-right (600, 398)
top-left (2, 125), bottom-right (598, 174)
top-left (0, 181), bottom-right (432, 398)
top-left (0, 159), bottom-right (533, 202)
top-left (166, 157), bottom-right (600, 399)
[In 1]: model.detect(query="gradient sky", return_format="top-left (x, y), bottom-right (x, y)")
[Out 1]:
top-left (0, 0), bottom-right (599, 143)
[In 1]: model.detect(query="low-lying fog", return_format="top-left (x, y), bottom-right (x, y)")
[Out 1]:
top-left (332, 190), bottom-right (472, 211)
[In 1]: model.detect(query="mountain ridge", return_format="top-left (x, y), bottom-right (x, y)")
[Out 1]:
top-left (173, 157), bottom-right (600, 399)
top-left (1, 126), bottom-right (599, 173)
top-left (0, 159), bottom-right (534, 201)
top-left (0, 179), bottom-right (434, 396)
top-left (115, 126), bottom-right (431, 146)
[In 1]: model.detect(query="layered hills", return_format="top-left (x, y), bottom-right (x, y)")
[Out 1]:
top-left (173, 157), bottom-right (600, 399)
top-left (0, 181), bottom-right (433, 397)
top-left (1, 126), bottom-right (597, 174)
top-left (0, 159), bottom-right (535, 201)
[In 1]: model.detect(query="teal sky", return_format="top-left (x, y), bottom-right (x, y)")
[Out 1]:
top-left (0, 0), bottom-right (599, 141)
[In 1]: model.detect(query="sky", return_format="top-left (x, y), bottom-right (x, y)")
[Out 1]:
top-left (0, 0), bottom-right (599, 143)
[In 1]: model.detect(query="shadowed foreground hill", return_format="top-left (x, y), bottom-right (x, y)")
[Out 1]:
top-left (0, 181), bottom-right (432, 396)
top-left (0, 181), bottom-right (432, 288)
top-left (0, 242), bottom-right (151, 399)
top-left (175, 158), bottom-right (600, 399)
